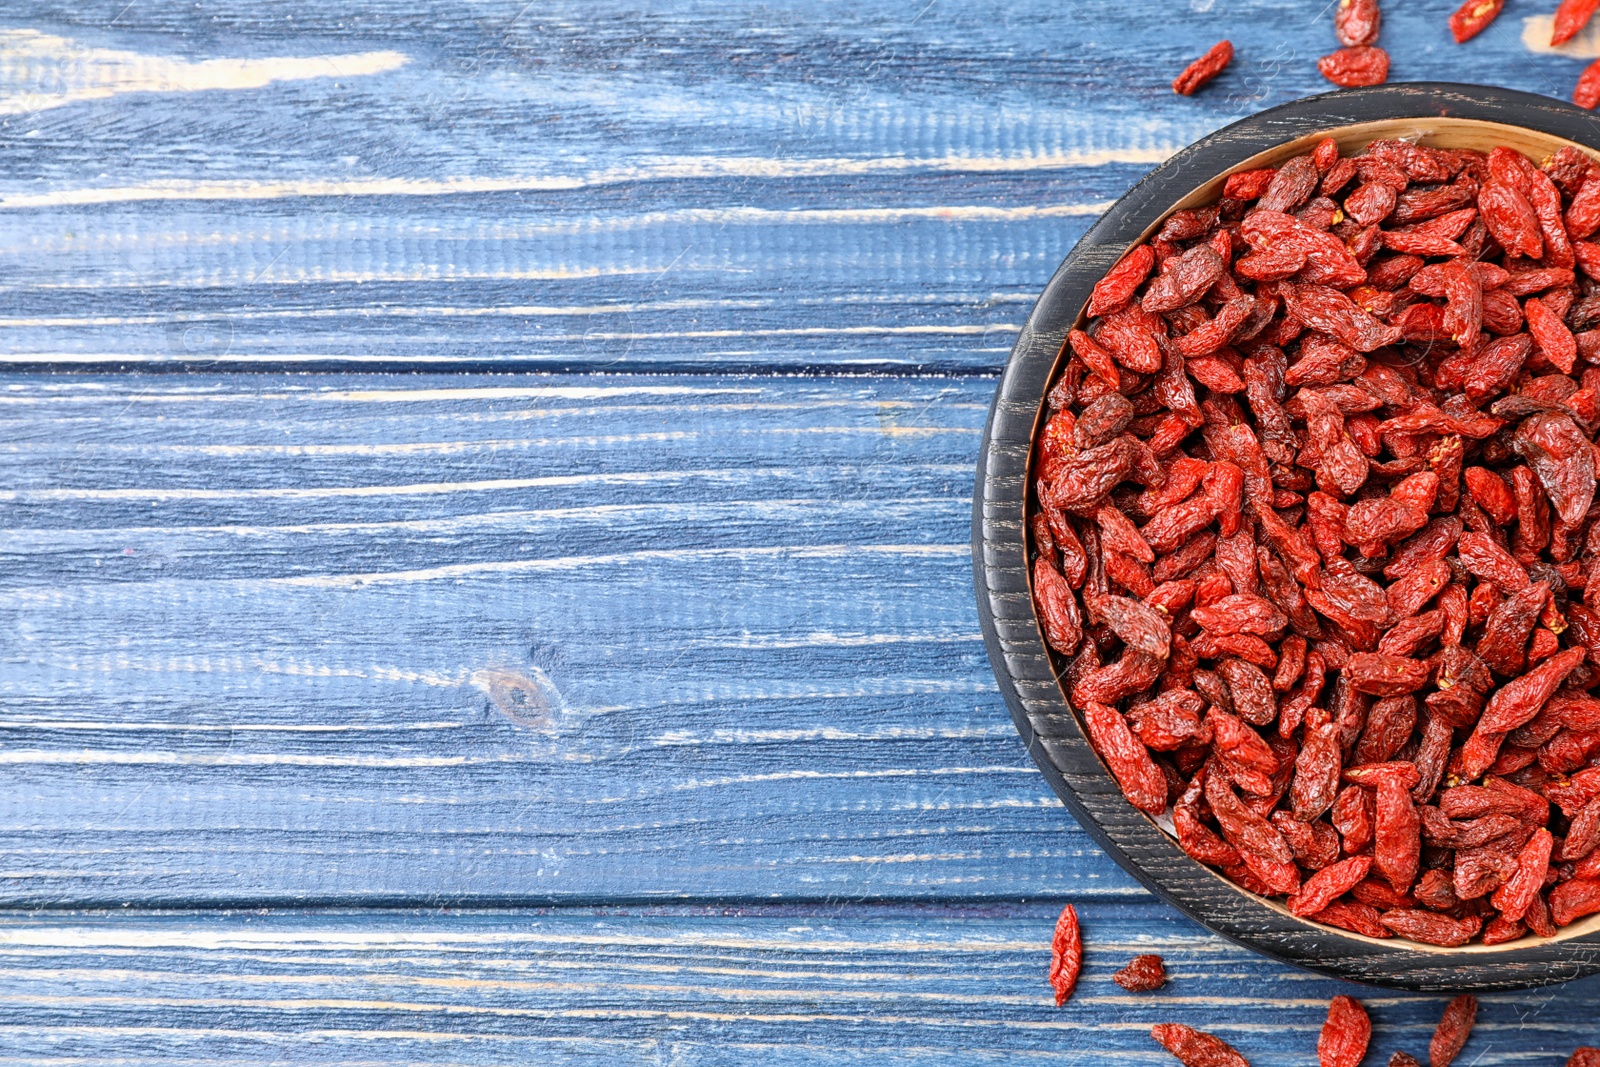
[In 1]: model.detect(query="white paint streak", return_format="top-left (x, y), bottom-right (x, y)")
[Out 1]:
top-left (0, 473), bottom-right (711, 502)
top-left (688, 630), bottom-right (982, 650)
top-left (0, 384), bottom-right (755, 406)
top-left (1522, 14), bottom-right (1600, 56)
top-left (664, 766), bottom-right (1036, 792)
top-left (0, 466), bottom-right (970, 504)
top-left (0, 291), bottom-right (1038, 329)
top-left (21, 651), bottom-right (471, 690)
top-left (0, 750), bottom-right (476, 768)
top-left (264, 544), bottom-right (970, 590)
top-left (0, 468), bottom-right (856, 503)
top-left (0, 154), bottom-right (1157, 209)
top-left (0, 923), bottom-right (1193, 955)
top-left (2, 497), bottom-right (961, 540)
top-left (0, 719), bottom-right (462, 733)
top-left (653, 726), bottom-right (1012, 745)
top-left (0, 30), bottom-right (407, 115)
top-left (76, 425), bottom-right (969, 458)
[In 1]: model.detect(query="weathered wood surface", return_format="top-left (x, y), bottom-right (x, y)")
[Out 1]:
top-left (0, 903), bottom-right (1593, 1065)
top-left (0, 0), bottom-right (1588, 371)
top-left (0, 372), bottom-right (1145, 904)
top-left (6, 0), bottom-right (1600, 1060)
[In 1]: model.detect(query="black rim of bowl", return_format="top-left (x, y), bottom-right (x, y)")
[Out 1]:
top-left (973, 82), bottom-right (1600, 992)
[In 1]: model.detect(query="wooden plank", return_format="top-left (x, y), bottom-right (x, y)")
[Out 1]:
top-left (0, 2), bottom-right (1584, 371)
top-left (0, 903), bottom-right (1591, 1064)
top-left (0, 371), bottom-right (1152, 904)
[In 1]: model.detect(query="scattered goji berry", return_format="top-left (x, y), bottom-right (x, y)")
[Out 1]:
top-left (1048, 904), bottom-right (1080, 1006)
top-left (1113, 953), bottom-right (1167, 991)
top-left (1151, 1023), bottom-right (1251, 1067)
top-left (1318, 46), bottom-right (1389, 87)
top-left (1173, 41), bottom-right (1233, 96)
top-left (1430, 994), bottom-right (1477, 1067)
top-left (1335, 0), bottom-right (1382, 46)
top-left (1449, 0), bottom-right (1503, 42)
top-left (1577, 58), bottom-right (1600, 110)
top-left (1319, 996), bottom-right (1371, 1067)
top-left (1554, 0), bottom-right (1600, 45)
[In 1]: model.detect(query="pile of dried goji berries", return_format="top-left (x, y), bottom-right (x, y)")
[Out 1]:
top-left (1031, 132), bottom-right (1600, 947)
top-left (1170, 0), bottom-right (1600, 110)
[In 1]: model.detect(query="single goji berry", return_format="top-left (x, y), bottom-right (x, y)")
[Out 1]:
top-left (1113, 953), bottom-right (1167, 991)
top-left (1048, 904), bottom-right (1080, 1006)
top-left (1430, 994), bottom-right (1477, 1067)
top-left (1378, 909), bottom-right (1483, 945)
top-left (1336, 0), bottom-right (1382, 46)
top-left (1577, 58), bottom-right (1600, 110)
top-left (1172, 41), bottom-right (1233, 96)
top-left (1554, 0), bottom-right (1600, 45)
top-left (1288, 854), bottom-right (1371, 915)
top-left (1225, 167), bottom-right (1278, 201)
top-left (1318, 46), bottom-right (1389, 88)
top-left (1481, 180), bottom-right (1544, 259)
top-left (1319, 996), bottom-right (1371, 1067)
top-left (1083, 701), bottom-right (1169, 816)
top-left (1033, 558), bottom-right (1083, 656)
top-left (1150, 1023), bottom-right (1250, 1067)
top-left (1088, 245), bottom-right (1157, 319)
top-left (1449, 0), bottom-right (1503, 41)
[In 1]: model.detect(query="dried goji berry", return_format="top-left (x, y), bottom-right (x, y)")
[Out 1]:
top-left (1089, 245), bottom-right (1157, 319)
top-left (1373, 773), bottom-right (1422, 893)
top-left (1288, 854), bottom-right (1371, 915)
top-left (1173, 41), bottom-right (1233, 96)
top-left (1554, 0), bottom-right (1600, 45)
top-left (1319, 996), bottom-right (1370, 1067)
top-left (1481, 180), bottom-right (1544, 259)
top-left (1450, 0), bottom-right (1503, 41)
top-left (1430, 994), bottom-right (1477, 1067)
top-left (1225, 168), bottom-right (1278, 201)
top-left (1577, 58), bottom-right (1600, 110)
top-left (1310, 900), bottom-right (1392, 938)
top-left (1033, 558), bottom-right (1083, 655)
top-left (1113, 953), bottom-right (1167, 991)
top-left (1318, 46), bottom-right (1389, 87)
top-left (1378, 909), bottom-right (1483, 945)
top-left (1048, 904), bottom-right (1081, 1006)
top-left (1083, 701), bottom-right (1169, 816)
top-left (1335, 0), bottom-right (1382, 46)
top-left (1150, 1023), bottom-right (1250, 1067)
top-left (1555, 876), bottom-right (1600, 927)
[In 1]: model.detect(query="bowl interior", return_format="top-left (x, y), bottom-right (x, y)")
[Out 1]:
top-left (1031, 116), bottom-right (1600, 957)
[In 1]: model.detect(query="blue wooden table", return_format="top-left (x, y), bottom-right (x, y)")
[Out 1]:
top-left (3, 2), bottom-right (1600, 1062)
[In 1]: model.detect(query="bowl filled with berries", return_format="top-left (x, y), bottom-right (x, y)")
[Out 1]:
top-left (974, 82), bottom-right (1600, 990)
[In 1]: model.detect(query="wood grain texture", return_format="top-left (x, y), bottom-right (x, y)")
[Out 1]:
top-left (5, 1), bottom-right (1600, 1057)
top-left (0, 902), bottom-right (1591, 1065)
top-left (0, 371), bottom-right (1155, 905)
top-left (0, 1), bottom-right (1584, 371)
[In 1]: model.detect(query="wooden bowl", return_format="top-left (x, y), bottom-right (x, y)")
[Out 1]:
top-left (972, 83), bottom-right (1600, 991)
